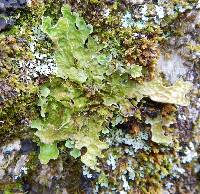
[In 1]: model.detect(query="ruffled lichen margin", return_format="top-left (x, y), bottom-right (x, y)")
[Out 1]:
top-left (31, 4), bottom-right (192, 170)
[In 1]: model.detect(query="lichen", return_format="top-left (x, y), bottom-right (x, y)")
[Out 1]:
top-left (30, 5), bottom-right (192, 172)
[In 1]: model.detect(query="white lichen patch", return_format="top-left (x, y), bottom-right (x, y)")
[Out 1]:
top-left (157, 53), bottom-right (188, 83)
top-left (121, 1), bottom-right (199, 30)
top-left (121, 11), bottom-right (134, 28)
top-left (182, 142), bottom-right (198, 163)
top-left (106, 129), bottom-right (150, 154)
top-left (140, 4), bottom-right (148, 22)
top-left (103, 8), bottom-right (110, 18)
top-left (82, 165), bottom-right (93, 179)
top-left (121, 175), bottom-right (130, 191)
top-left (18, 52), bottom-right (57, 81)
top-left (106, 154), bottom-right (117, 170)
top-left (2, 139), bottom-right (21, 154)
top-left (171, 164), bottom-right (185, 178)
top-left (127, 166), bottom-right (135, 180)
top-left (154, 5), bottom-right (165, 23)
top-left (12, 155), bottom-right (29, 180)
top-left (16, 27), bottom-right (57, 82)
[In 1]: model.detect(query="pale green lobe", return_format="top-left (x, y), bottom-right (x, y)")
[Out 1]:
top-left (67, 67), bottom-right (87, 83)
top-left (129, 65), bottom-right (143, 78)
top-left (74, 131), bottom-right (109, 171)
top-left (103, 96), bottom-right (118, 106)
top-left (35, 126), bottom-right (73, 144)
top-left (41, 4), bottom-right (95, 82)
top-left (137, 78), bottom-right (192, 106)
top-left (39, 143), bottom-right (59, 164)
top-left (146, 116), bottom-right (172, 145)
top-left (65, 140), bottom-right (75, 148)
top-left (40, 86), bottom-right (50, 97)
top-left (31, 119), bottom-right (43, 130)
top-left (70, 148), bottom-right (81, 159)
top-left (151, 123), bottom-right (172, 145)
top-left (38, 97), bottom-right (48, 117)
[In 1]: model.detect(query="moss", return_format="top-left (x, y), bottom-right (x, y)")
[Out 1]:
top-left (0, 0), bottom-right (65, 145)
top-left (43, 0), bottom-right (63, 22)
top-left (0, 182), bottom-right (23, 193)
top-left (0, 34), bottom-right (38, 144)
top-left (0, 95), bottom-right (37, 143)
